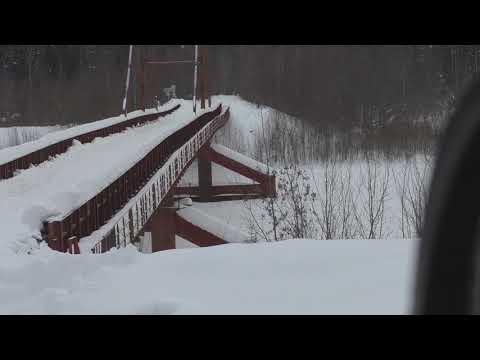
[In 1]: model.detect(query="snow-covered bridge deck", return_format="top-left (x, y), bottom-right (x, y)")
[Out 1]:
top-left (0, 99), bottom-right (227, 255)
top-left (0, 101), bottom-right (181, 180)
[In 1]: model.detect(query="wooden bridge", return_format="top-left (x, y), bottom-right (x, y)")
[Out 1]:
top-left (0, 45), bottom-right (276, 255)
top-left (0, 102), bottom-right (276, 255)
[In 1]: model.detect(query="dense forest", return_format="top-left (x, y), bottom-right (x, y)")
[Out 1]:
top-left (0, 45), bottom-right (478, 133)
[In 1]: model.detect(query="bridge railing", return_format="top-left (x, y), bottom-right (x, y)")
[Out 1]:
top-left (92, 107), bottom-right (230, 254)
top-left (44, 104), bottom-right (229, 254)
top-left (0, 105), bottom-right (180, 181)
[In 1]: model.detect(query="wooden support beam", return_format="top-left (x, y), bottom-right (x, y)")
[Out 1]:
top-left (67, 236), bottom-right (81, 254)
top-left (205, 146), bottom-right (276, 197)
top-left (145, 194), bottom-right (176, 253)
top-left (182, 194), bottom-right (266, 203)
top-left (198, 146), bottom-right (213, 202)
top-left (175, 213), bottom-right (227, 247)
top-left (151, 207), bottom-right (176, 252)
top-left (175, 184), bottom-right (266, 197)
top-left (175, 144), bottom-right (277, 203)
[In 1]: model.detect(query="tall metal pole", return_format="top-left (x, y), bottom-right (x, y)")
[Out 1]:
top-left (122, 45), bottom-right (134, 117)
top-left (132, 60), bottom-right (137, 109)
top-left (193, 45), bottom-right (199, 113)
top-left (205, 46), bottom-right (211, 108)
top-left (200, 47), bottom-right (205, 110)
top-left (202, 46), bottom-right (212, 108)
top-left (139, 47), bottom-right (146, 112)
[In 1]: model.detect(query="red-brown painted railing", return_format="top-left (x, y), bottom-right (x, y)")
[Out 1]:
top-left (0, 105), bottom-right (181, 181)
top-left (45, 105), bottom-right (227, 254)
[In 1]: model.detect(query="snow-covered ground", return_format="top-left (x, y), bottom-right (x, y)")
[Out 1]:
top-left (0, 239), bottom-right (417, 315)
top-left (212, 95), bottom-right (283, 156)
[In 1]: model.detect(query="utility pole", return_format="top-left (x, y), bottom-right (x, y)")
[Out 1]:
top-left (193, 45), bottom-right (199, 113)
top-left (203, 46), bottom-right (211, 108)
top-left (122, 45), bottom-right (134, 117)
top-left (200, 46), bottom-right (206, 110)
top-left (139, 46), bottom-right (146, 112)
top-left (198, 45), bottom-right (210, 110)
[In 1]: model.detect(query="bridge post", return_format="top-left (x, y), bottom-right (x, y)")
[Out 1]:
top-left (148, 193), bottom-right (176, 253)
top-left (198, 145), bottom-right (213, 202)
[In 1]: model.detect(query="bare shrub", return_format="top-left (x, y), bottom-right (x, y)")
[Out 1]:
top-left (394, 154), bottom-right (432, 238)
top-left (353, 156), bottom-right (391, 239)
top-left (276, 165), bottom-right (315, 239)
top-left (336, 161), bottom-right (358, 239)
top-left (246, 157), bottom-right (362, 242)
top-left (245, 165), bottom-right (316, 242)
top-left (393, 162), bottom-right (413, 239)
top-left (310, 158), bottom-right (339, 240)
top-left (236, 101), bottom-right (434, 242)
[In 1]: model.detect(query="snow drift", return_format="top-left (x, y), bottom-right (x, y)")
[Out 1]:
top-left (0, 239), bottom-right (417, 315)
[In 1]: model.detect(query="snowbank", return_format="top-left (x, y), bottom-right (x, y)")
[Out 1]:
top-left (0, 239), bottom-right (417, 315)
top-left (0, 126), bottom-right (69, 150)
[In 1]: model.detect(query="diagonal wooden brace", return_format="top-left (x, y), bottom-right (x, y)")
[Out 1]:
top-left (205, 145), bottom-right (276, 197)
top-left (174, 213), bottom-right (228, 247)
top-left (179, 144), bottom-right (276, 201)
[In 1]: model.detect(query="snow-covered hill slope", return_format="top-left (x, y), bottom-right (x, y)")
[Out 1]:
top-left (0, 239), bottom-right (417, 315)
top-left (211, 95), bottom-right (295, 157)
top-left (0, 125), bottom-right (69, 150)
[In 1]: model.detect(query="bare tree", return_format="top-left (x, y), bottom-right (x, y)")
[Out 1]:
top-left (310, 158), bottom-right (339, 240)
top-left (337, 161), bottom-right (358, 239)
